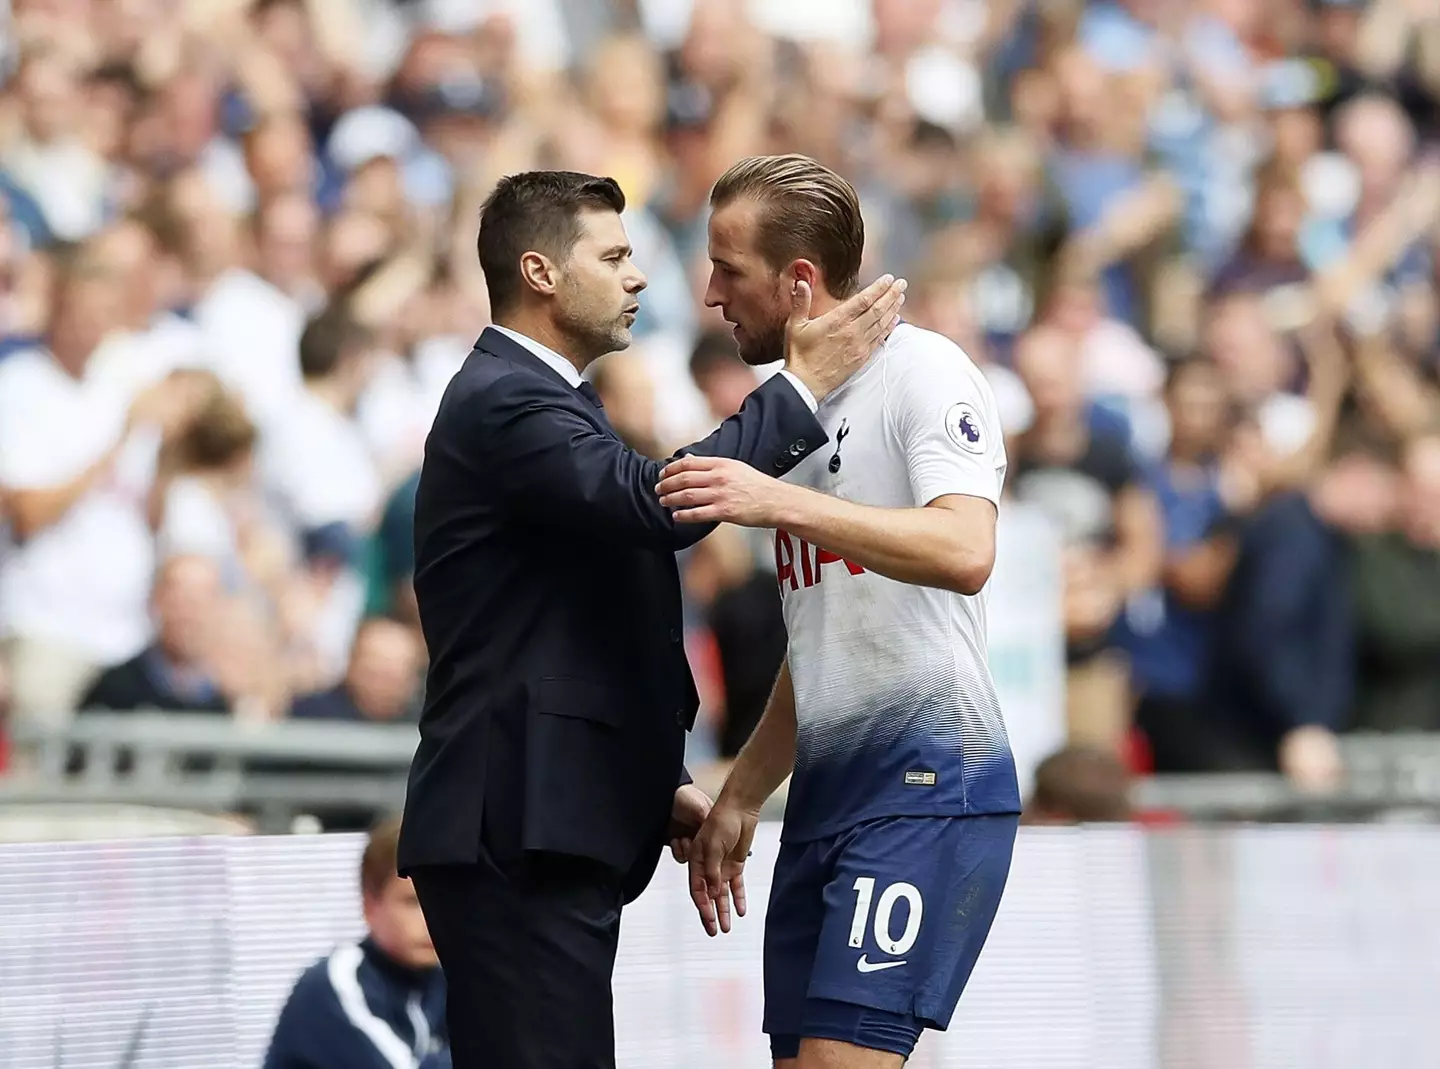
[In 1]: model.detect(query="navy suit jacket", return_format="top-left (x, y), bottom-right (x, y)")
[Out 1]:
top-left (397, 326), bottom-right (825, 900)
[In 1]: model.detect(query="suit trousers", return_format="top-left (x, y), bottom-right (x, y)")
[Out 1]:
top-left (410, 845), bottom-right (626, 1069)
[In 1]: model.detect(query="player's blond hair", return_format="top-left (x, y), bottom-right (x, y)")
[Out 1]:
top-left (710, 154), bottom-right (864, 299)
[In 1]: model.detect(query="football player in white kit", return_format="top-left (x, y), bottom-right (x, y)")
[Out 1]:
top-left (657, 155), bottom-right (1019, 1069)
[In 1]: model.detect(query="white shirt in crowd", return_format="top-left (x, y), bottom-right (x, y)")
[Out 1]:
top-left (356, 335), bottom-right (469, 475)
top-left (195, 268), bottom-right (307, 430)
top-left (0, 349), bottom-right (158, 663)
top-left (260, 390), bottom-right (383, 534)
top-left (259, 388), bottom-right (383, 686)
top-left (1, 138), bottom-right (111, 241)
top-left (85, 312), bottom-right (209, 406)
top-left (159, 477), bottom-right (246, 575)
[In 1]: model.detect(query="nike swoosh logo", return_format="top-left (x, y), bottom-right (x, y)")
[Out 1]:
top-left (856, 955), bottom-right (906, 973)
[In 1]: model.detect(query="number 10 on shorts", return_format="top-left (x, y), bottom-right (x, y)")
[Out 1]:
top-left (848, 877), bottom-right (924, 955)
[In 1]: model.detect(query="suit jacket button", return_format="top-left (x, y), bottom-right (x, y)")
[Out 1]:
top-left (774, 458), bottom-right (787, 470)
top-left (669, 629), bottom-right (681, 643)
top-left (795, 439), bottom-right (807, 451)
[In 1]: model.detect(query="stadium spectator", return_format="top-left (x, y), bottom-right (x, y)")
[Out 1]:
top-left (0, 248), bottom-right (202, 723)
top-left (154, 371), bottom-right (293, 599)
top-left (279, 522), bottom-right (374, 696)
top-left (1021, 744), bottom-right (1134, 825)
top-left (1119, 358), bottom-right (1260, 773)
top-left (1043, 44), bottom-right (1181, 333)
top-left (1205, 443), bottom-right (1382, 786)
top-left (1199, 292), bottom-right (1317, 469)
top-left (1010, 324), bottom-right (1162, 750)
top-left (261, 308), bottom-right (381, 684)
top-left (195, 191), bottom-right (317, 429)
top-left (82, 218), bottom-right (209, 402)
top-left (960, 129), bottom-right (1045, 355)
top-left (1350, 434), bottom-right (1440, 732)
top-left (371, 470), bottom-right (422, 632)
top-left (1, 48), bottom-right (110, 242)
top-left (904, 263), bottom-right (1036, 454)
top-left (590, 349), bottom-right (666, 459)
top-left (263, 308), bottom-right (381, 543)
top-left (1034, 268), bottom-right (1167, 454)
top-left (689, 327), bottom-right (761, 424)
top-left (678, 521), bottom-right (786, 760)
top-left (78, 554), bottom-right (230, 715)
top-left (1208, 159), bottom-right (1312, 304)
top-left (290, 616), bottom-right (423, 723)
top-left (265, 816), bottom-right (450, 1069)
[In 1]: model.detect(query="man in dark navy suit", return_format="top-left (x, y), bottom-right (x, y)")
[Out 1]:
top-left (397, 170), bottom-right (905, 1069)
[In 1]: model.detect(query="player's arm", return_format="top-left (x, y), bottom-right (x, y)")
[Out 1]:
top-left (657, 349), bottom-right (1003, 595)
top-left (688, 659), bottom-right (797, 936)
top-left (716, 657), bottom-right (798, 814)
top-left (759, 488), bottom-right (994, 595)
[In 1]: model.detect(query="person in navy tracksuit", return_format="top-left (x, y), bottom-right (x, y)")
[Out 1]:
top-left (266, 818), bottom-right (450, 1069)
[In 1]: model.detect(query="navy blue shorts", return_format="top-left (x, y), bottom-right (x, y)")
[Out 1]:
top-left (763, 814), bottom-right (1018, 1061)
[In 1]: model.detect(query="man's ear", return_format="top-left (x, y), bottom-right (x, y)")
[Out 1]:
top-left (519, 250), bottom-right (558, 299)
top-left (788, 259), bottom-right (820, 294)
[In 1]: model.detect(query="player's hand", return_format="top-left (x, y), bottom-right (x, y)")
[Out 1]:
top-left (688, 802), bottom-right (757, 937)
top-left (657, 455), bottom-right (797, 527)
top-left (784, 273), bottom-right (906, 402)
top-left (668, 783), bottom-right (713, 864)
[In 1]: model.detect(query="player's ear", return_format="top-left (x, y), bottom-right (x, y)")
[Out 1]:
top-left (789, 259), bottom-right (820, 294)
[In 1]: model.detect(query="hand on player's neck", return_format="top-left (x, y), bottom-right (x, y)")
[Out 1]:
top-left (803, 287), bottom-right (842, 321)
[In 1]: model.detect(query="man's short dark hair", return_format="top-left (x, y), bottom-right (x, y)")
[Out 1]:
top-left (477, 171), bottom-right (626, 317)
top-left (298, 307), bottom-right (370, 380)
top-left (689, 328), bottom-right (746, 382)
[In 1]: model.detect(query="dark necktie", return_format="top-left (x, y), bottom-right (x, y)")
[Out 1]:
top-left (578, 382), bottom-right (605, 409)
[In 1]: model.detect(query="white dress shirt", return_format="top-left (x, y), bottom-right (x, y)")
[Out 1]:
top-left (489, 325), bottom-right (818, 411)
top-left (491, 325), bottom-right (583, 387)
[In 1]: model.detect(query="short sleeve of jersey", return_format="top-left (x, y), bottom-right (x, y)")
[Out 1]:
top-left (885, 334), bottom-right (1006, 509)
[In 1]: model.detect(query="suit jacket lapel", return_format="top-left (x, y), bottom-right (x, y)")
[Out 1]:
top-left (474, 326), bottom-right (617, 439)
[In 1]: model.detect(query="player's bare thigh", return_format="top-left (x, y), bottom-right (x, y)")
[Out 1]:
top-left (776, 1038), bottom-right (907, 1069)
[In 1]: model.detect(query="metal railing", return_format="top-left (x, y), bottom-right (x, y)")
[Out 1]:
top-left (6, 714), bottom-right (1440, 833)
top-left (3, 714), bottom-right (419, 833)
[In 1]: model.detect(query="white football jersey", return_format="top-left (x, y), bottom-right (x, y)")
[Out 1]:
top-left (774, 322), bottom-right (1020, 840)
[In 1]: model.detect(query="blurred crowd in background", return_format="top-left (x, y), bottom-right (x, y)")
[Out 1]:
top-left (2, 0), bottom-right (1440, 797)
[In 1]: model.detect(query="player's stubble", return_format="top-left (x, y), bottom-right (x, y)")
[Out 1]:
top-left (734, 307), bottom-right (787, 367)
